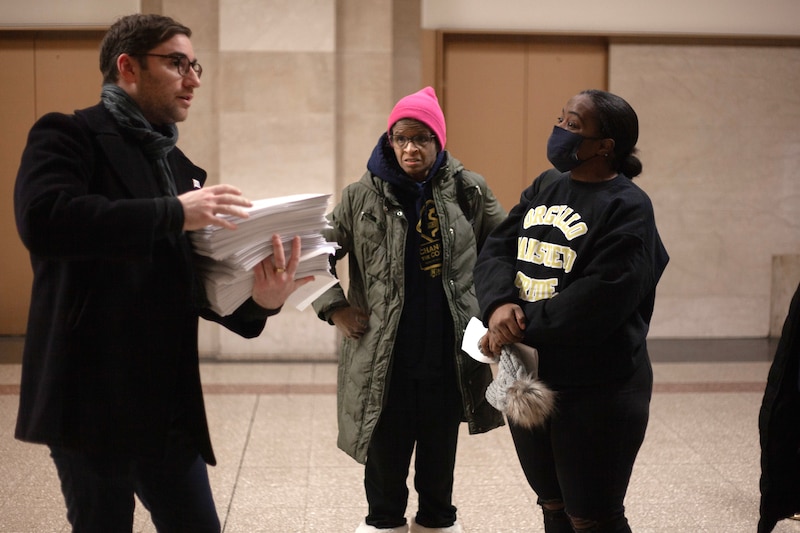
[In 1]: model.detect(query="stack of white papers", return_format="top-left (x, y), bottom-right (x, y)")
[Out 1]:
top-left (190, 193), bottom-right (340, 315)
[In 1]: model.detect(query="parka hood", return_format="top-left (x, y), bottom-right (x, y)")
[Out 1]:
top-left (366, 132), bottom-right (447, 197)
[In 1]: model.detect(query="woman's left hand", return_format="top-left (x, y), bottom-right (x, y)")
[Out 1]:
top-left (252, 234), bottom-right (315, 310)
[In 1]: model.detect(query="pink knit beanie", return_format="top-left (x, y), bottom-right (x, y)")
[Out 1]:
top-left (387, 86), bottom-right (446, 150)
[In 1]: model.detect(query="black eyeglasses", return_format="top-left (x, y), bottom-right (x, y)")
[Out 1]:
top-left (135, 53), bottom-right (202, 78)
top-left (389, 134), bottom-right (436, 148)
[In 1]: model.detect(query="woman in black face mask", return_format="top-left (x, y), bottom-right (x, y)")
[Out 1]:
top-left (545, 90), bottom-right (641, 180)
top-left (473, 90), bottom-right (669, 533)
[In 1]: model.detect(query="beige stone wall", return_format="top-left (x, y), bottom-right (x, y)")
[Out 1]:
top-left (421, 0), bottom-right (800, 36)
top-left (611, 44), bottom-right (800, 338)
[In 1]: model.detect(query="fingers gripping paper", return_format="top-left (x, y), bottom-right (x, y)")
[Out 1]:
top-left (190, 193), bottom-right (339, 315)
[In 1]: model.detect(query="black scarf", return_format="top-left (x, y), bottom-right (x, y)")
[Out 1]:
top-left (101, 83), bottom-right (179, 196)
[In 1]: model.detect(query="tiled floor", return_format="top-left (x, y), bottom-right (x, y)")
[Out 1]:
top-left (1, 337), bottom-right (799, 533)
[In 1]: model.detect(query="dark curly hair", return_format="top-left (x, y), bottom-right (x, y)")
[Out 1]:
top-left (99, 14), bottom-right (192, 84)
top-left (580, 89), bottom-right (642, 178)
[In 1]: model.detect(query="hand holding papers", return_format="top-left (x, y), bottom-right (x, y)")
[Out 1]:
top-left (251, 235), bottom-right (315, 310)
top-left (461, 316), bottom-right (539, 368)
top-left (461, 317), bottom-right (498, 364)
top-left (190, 193), bottom-right (340, 316)
top-left (179, 183), bottom-right (254, 231)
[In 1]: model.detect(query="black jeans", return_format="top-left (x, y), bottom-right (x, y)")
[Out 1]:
top-left (49, 440), bottom-right (220, 533)
top-left (510, 359), bottom-right (652, 532)
top-left (364, 372), bottom-right (463, 529)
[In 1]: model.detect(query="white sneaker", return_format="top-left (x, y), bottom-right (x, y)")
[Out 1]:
top-left (409, 518), bottom-right (464, 533)
top-left (355, 520), bottom-right (410, 533)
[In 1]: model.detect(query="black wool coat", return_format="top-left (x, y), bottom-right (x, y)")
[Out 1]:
top-left (759, 282), bottom-right (800, 532)
top-left (14, 102), bottom-right (271, 465)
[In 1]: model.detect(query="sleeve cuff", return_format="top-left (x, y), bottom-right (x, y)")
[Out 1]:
top-left (153, 196), bottom-right (185, 239)
top-left (237, 297), bottom-right (282, 320)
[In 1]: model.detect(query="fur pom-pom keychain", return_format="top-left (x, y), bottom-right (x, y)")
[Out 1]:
top-left (485, 344), bottom-right (556, 429)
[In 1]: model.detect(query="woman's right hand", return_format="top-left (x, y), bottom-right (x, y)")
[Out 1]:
top-left (481, 303), bottom-right (526, 356)
top-left (331, 306), bottom-right (370, 339)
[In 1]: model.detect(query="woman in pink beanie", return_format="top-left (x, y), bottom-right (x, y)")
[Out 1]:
top-left (313, 87), bottom-right (505, 533)
top-left (386, 86), bottom-right (447, 152)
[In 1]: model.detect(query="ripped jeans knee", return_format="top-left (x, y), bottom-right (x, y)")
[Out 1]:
top-left (539, 499), bottom-right (632, 533)
top-left (539, 499), bottom-right (572, 533)
top-left (566, 509), bottom-right (631, 533)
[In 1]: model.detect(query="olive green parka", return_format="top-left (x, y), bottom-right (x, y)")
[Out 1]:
top-left (312, 153), bottom-right (506, 464)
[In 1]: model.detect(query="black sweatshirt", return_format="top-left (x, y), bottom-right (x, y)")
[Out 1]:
top-left (474, 171), bottom-right (669, 388)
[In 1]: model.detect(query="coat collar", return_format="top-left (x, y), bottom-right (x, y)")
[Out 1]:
top-left (74, 103), bottom-right (206, 198)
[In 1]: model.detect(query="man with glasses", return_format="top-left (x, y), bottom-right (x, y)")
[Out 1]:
top-left (13, 13), bottom-right (310, 532)
top-left (313, 87), bottom-right (506, 533)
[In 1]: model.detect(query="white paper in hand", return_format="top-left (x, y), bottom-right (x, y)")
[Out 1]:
top-left (461, 317), bottom-right (497, 364)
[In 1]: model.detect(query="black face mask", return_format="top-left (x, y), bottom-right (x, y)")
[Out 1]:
top-left (546, 126), bottom-right (599, 172)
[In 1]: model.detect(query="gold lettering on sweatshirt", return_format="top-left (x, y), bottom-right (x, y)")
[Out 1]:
top-left (513, 202), bottom-right (589, 301)
top-left (522, 204), bottom-right (588, 240)
top-left (515, 271), bottom-right (558, 302)
top-left (517, 237), bottom-right (577, 273)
